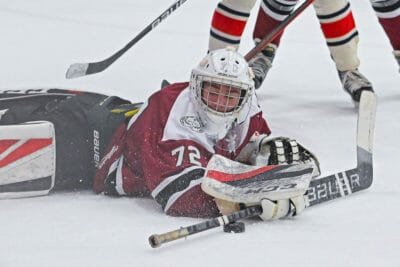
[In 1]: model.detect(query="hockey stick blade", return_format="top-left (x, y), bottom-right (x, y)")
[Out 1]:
top-left (66, 63), bottom-right (89, 79)
top-left (65, 0), bottom-right (188, 79)
top-left (307, 91), bottom-right (377, 206)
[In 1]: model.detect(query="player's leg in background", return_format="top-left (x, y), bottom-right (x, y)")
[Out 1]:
top-left (251, 0), bottom-right (299, 89)
top-left (208, 0), bottom-right (258, 51)
top-left (370, 0), bottom-right (400, 70)
top-left (313, 0), bottom-right (373, 102)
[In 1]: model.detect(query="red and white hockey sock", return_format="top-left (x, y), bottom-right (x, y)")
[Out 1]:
top-left (209, 0), bottom-right (257, 51)
top-left (314, 0), bottom-right (360, 71)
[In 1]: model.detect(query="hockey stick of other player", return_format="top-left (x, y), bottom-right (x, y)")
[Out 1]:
top-left (245, 0), bottom-right (315, 62)
top-left (65, 0), bottom-right (188, 79)
top-left (148, 91), bottom-right (377, 249)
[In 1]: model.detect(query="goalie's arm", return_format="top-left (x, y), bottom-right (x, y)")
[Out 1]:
top-left (95, 141), bottom-right (220, 217)
top-left (149, 166), bottom-right (220, 217)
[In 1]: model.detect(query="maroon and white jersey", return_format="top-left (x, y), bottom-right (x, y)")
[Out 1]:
top-left (94, 82), bottom-right (270, 217)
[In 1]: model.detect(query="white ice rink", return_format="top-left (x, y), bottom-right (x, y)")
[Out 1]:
top-left (0, 1), bottom-right (399, 266)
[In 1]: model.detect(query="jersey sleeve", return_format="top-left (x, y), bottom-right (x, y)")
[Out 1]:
top-left (92, 123), bottom-right (127, 194)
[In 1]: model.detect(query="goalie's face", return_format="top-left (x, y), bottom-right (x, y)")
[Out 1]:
top-left (189, 48), bottom-right (255, 141)
top-left (201, 81), bottom-right (242, 113)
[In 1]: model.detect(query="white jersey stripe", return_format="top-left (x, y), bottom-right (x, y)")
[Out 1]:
top-left (106, 156), bottom-right (126, 195)
top-left (106, 158), bottom-right (118, 176)
top-left (151, 165), bottom-right (204, 198)
top-left (115, 156), bottom-right (126, 195)
top-left (164, 178), bottom-right (203, 212)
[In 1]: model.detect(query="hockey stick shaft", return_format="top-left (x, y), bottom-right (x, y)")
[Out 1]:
top-left (148, 205), bottom-right (262, 248)
top-left (245, 0), bottom-right (315, 61)
top-left (66, 0), bottom-right (188, 79)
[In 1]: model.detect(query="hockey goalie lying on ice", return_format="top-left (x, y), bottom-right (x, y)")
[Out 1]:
top-left (0, 48), bottom-right (320, 220)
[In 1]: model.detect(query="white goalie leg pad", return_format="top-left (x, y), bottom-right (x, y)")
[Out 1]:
top-left (0, 121), bottom-right (56, 198)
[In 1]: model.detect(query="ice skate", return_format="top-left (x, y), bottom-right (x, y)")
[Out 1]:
top-left (338, 69), bottom-right (374, 103)
top-left (249, 43), bottom-right (277, 89)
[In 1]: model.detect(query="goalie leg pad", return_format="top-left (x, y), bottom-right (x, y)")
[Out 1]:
top-left (0, 121), bottom-right (55, 198)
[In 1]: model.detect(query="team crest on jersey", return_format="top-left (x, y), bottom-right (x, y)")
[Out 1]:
top-left (180, 116), bottom-right (203, 133)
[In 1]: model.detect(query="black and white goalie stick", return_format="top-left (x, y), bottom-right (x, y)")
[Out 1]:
top-left (307, 90), bottom-right (376, 206)
top-left (148, 91), bottom-right (377, 248)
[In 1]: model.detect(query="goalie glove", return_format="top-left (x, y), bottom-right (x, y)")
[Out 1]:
top-left (214, 195), bottom-right (308, 220)
top-left (252, 136), bottom-right (321, 178)
top-left (259, 194), bottom-right (308, 220)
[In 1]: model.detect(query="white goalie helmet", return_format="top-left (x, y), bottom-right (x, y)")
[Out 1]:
top-left (189, 47), bottom-right (255, 140)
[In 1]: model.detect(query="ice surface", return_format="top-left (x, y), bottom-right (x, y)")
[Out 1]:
top-left (0, 1), bottom-right (399, 266)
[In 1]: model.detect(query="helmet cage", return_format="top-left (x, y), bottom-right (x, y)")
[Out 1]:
top-left (188, 47), bottom-right (255, 140)
top-left (191, 73), bottom-right (252, 121)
